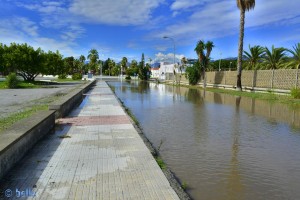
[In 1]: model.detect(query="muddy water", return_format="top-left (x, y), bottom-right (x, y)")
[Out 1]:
top-left (108, 81), bottom-right (300, 200)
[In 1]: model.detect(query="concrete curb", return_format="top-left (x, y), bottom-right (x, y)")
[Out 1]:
top-left (49, 80), bottom-right (96, 118)
top-left (0, 111), bottom-right (56, 180)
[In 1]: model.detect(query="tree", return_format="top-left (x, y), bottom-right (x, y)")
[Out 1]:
top-left (244, 45), bottom-right (264, 70)
top-left (236, 0), bottom-right (256, 91)
top-left (138, 53), bottom-right (150, 80)
top-left (263, 45), bottom-right (287, 69)
top-left (194, 40), bottom-right (214, 87)
top-left (87, 49), bottom-right (99, 74)
top-left (121, 57), bottom-right (128, 75)
top-left (287, 43), bottom-right (300, 69)
top-left (2, 43), bottom-right (46, 81)
top-left (0, 43), bottom-right (5, 75)
top-left (108, 59), bottom-right (115, 76)
top-left (43, 50), bottom-right (64, 76)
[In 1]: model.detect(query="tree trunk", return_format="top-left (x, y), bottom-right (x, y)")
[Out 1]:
top-left (237, 9), bottom-right (245, 91)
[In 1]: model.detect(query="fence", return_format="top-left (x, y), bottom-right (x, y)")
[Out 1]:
top-left (168, 69), bottom-right (300, 90)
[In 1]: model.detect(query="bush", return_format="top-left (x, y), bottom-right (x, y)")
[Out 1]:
top-left (125, 76), bottom-right (131, 80)
top-left (185, 65), bottom-right (200, 85)
top-left (58, 74), bottom-right (67, 79)
top-left (291, 87), bottom-right (300, 99)
top-left (5, 73), bottom-right (19, 88)
top-left (72, 73), bottom-right (82, 80)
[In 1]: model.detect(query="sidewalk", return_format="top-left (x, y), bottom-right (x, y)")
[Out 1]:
top-left (0, 81), bottom-right (179, 200)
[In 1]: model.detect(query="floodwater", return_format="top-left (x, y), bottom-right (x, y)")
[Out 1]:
top-left (108, 81), bottom-right (300, 200)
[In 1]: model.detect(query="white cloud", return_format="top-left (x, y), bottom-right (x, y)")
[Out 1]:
top-left (69, 0), bottom-right (164, 25)
top-left (0, 17), bottom-right (39, 38)
top-left (151, 0), bottom-right (300, 47)
top-left (170, 0), bottom-right (203, 11)
top-left (153, 52), bottom-right (185, 63)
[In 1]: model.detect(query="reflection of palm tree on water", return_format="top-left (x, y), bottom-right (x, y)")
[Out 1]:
top-left (226, 96), bottom-right (244, 200)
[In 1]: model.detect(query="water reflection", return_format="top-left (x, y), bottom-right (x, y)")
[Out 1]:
top-left (108, 81), bottom-right (300, 200)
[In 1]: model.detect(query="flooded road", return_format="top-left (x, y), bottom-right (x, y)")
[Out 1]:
top-left (108, 81), bottom-right (300, 200)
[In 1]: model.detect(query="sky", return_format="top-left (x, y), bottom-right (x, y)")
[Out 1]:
top-left (0, 0), bottom-right (299, 63)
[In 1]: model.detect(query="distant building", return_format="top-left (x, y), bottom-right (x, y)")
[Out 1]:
top-left (151, 62), bottom-right (187, 79)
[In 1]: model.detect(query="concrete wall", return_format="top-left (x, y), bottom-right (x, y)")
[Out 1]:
top-left (0, 111), bottom-right (55, 179)
top-left (168, 69), bottom-right (300, 90)
top-left (49, 80), bottom-right (96, 118)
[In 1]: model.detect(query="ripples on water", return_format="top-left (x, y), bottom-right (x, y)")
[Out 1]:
top-left (108, 81), bottom-right (300, 200)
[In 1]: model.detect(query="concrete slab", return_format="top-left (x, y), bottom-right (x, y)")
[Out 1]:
top-left (0, 81), bottom-right (179, 200)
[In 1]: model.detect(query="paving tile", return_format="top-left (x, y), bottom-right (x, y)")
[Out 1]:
top-left (0, 81), bottom-right (179, 200)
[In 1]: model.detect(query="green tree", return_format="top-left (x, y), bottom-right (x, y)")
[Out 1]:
top-left (0, 43), bottom-right (5, 75)
top-left (121, 57), bottom-right (128, 75)
top-left (263, 45), bottom-right (287, 69)
top-left (244, 45), bottom-right (264, 70)
top-left (87, 49), bottom-right (99, 73)
top-left (138, 53), bottom-right (150, 80)
top-left (287, 43), bottom-right (300, 69)
top-left (194, 40), bottom-right (214, 87)
top-left (236, 0), bottom-right (256, 90)
top-left (108, 59), bottom-right (115, 76)
top-left (3, 43), bottom-right (46, 81)
top-left (185, 61), bottom-right (201, 85)
top-left (43, 50), bottom-right (64, 76)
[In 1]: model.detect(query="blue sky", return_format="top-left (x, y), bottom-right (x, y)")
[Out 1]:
top-left (0, 0), bottom-right (299, 63)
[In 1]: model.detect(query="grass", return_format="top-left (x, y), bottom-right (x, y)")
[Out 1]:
top-left (166, 82), bottom-right (300, 106)
top-left (0, 80), bottom-right (43, 89)
top-left (155, 156), bottom-right (166, 170)
top-left (0, 105), bottom-right (48, 133)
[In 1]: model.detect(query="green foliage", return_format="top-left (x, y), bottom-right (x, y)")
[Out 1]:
top-left (263, 45), bottom-right (287, 69)
top-left (185, 62), bottom-right (201, 85)
top-left (182, 182), bottom-right (188, 191)
top-left (287, 43), bottom-right (300, 69)
top-left (125, 76), bottom-right (131, 80)
top-left (88, 48), bottom-right (99, 73)
top-left (244, 45), bottom-right (265, 69)
top-left (72, 73), bottom-right (82, 80)
top-left (291, 87), bottom-right (300, 99)
top-left (155, 157), bottom-right (166, 170)
top-left (5, 73), bottom-right (19, 88)
top-left (58, 74), bottom-right (67, 79)
top-left (137, 53), bottom-right (151, 80)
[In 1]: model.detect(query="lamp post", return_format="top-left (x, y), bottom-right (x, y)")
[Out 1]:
top-left (218, 52), bottom-right (222, 71)
top-left (163, 36), bottom-right (176, 84)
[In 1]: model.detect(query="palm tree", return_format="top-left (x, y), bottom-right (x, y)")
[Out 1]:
top-left (263, 45), bottom-right (286, 69)
top-left (244, 45), bottom-right (264, 69)
top-left (287, 43), bottom-right (300, 69)
top-left (87, 49), bottom-right (99, 73)
top-left (236, 0), bottom-right (256, 91)
top-left (194, 40), bottom-right (214, 88)
top-left (121, 57), bottom-right (128, 75)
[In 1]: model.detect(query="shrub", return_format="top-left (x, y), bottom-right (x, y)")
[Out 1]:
top-left (291, 87), bottom-right (300, 99)
top-left (125, 76), bottom-right (131, 80)
top-left (58, 74), bottom-right (67, 79)
top-left (185, 65), bottom-right (200, 85)
top-left (72, 73), bottom-right (82, 80)
top-left (5, 73), bottom-right (19, 88)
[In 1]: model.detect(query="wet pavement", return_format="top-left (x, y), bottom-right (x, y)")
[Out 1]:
top-left (0, 81), bottom-right (179, 200)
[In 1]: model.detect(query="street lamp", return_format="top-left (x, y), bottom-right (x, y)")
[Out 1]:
top-left (163, 36), bottom-right (176, 83)
top-left (218, 52), bottom-right (222, 71)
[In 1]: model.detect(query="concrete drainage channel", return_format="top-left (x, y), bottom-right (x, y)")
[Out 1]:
top-left (0, 80), bottom-right (96, 180)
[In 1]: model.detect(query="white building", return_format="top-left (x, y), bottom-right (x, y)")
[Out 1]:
top-left (151, 62), bottom-right (187, 80)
